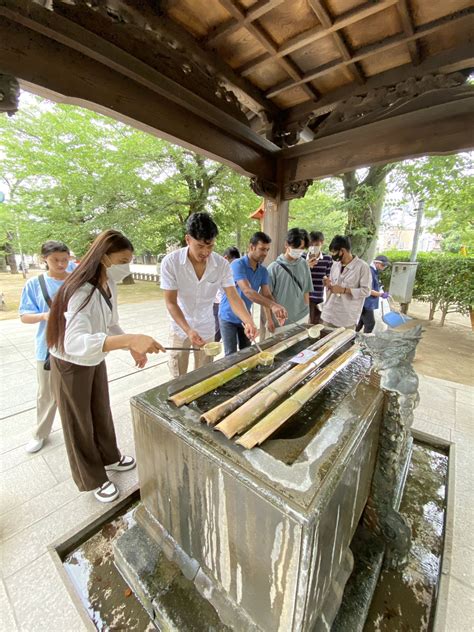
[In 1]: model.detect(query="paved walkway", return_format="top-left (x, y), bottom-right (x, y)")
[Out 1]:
top-left (0, 298), bottom-right (473, 630)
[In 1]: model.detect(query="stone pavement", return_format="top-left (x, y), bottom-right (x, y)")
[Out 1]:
top-left (0, 298), bottom-right (473, 631)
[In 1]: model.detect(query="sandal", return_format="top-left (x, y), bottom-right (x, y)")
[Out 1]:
top-left (94, 480), bottom-right (119, 503)
top-left (105, 455), bottom-right (136, 472)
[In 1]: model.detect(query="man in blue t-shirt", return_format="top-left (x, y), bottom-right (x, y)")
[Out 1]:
top-left (356, 255), bottom-right (391, 333)
top-left (219, 232), bottom-right (287, 355)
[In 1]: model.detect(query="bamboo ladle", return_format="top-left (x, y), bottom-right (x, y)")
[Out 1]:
top-left (164, 342), bottom-right (222, 357)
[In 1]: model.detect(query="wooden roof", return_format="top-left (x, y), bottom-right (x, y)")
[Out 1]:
top-left (1, 0), bottom-right (473, 188)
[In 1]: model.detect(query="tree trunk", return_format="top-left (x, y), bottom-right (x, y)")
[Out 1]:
top-left (342, 165), bottom-right (393, 261)
top-left (122, 274), bottom-right (135, 285)
top-left (428, 302), bottom-right (437, 321)
top-left (440, 304), bottom-right (448, 326)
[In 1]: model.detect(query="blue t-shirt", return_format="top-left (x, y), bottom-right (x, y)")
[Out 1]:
top-left (19, 274), bottom-right (65, 361)
top-left (364, 265), bottom-right (381, 310)
top-left (219, 255), bottom-right (269, 325)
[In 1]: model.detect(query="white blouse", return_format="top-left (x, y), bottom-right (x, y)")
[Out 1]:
top-left (50, 282), bottom-right (124, 366)
top-left (321, 256), bottom-right (371, 328)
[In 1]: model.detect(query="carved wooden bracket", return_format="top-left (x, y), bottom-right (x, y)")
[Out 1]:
top-left (283, 179), bottom-right (313, 200)
top-left (0, 74), bottom-right (20, 116)
top-left (311, 71), bottom-right (469, 138)
top-left (249, 177), bottom-right (279, 200)
top-left (250, 177), bottom-right (313, 201)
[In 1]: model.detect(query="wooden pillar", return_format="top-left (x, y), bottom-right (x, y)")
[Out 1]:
top-left (250, 176), bottom-right (312, 263)
top-left (262, 196), bottom-right (289, 263)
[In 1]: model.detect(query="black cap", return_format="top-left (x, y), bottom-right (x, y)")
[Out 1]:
top-left (374, 255), bottom-right (391, 266)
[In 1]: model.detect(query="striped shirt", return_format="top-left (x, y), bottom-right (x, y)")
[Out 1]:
top-left (309, 253), bottom-right (332, 303)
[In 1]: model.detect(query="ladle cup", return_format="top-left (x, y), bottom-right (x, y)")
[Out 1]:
top-left (286, 322), bottom-right (323, 339)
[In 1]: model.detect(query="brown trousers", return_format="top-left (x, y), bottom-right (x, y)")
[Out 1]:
top-left (51, 357), bottom-right (121, 492)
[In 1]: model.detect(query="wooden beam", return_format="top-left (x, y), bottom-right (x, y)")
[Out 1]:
top-left (203, 0), bottom-right (286, 46)
top-left (307, 0), bottom-right (364, 84)
top-left (280, 97), bottom-right (474, 182)
top-left (0, 18), bottom-right (276, 180)
top-left (52, 0), bottom-right (279, 118)
top-left (215, 0), bottom-right (319, 101)
top-left (397, 0), bottom-right (421, 65)
top-left (0, 2), bottom-right (280, 156)
top-left (239, 0), bottom-right (399, 76)
top-left (284, 43), bottom-right (474, 125)
top-left (266, 8), bottom-right (473, 98)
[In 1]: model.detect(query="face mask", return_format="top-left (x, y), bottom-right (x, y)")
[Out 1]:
top-left (331, 252), bottom-right (342, 262)
top-left (106, 263), bottom-right (131, 282)
top-left (289, 248), bottom-right (304, 259)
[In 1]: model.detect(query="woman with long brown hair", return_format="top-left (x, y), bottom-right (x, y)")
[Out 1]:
top-left (47, 230), bottom-right (164, 503)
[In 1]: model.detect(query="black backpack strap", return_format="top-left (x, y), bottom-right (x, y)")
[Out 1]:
top-left (277, 261), bottom-right (304, 293)
top-left (38, 274), bottom-right (52, 308)
top-left (96, 284), bottom-right (113, 311)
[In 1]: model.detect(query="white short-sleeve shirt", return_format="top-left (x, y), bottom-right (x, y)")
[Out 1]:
top-left (160, 247), bottom-right (235, 340)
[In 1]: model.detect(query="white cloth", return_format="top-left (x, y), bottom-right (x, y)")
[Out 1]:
top-left (160, 247), bottom-right (235, 340)
top-left (50, 282), bottom-right (124, 366)
top-left (321, 256), bottom-right (371, 328)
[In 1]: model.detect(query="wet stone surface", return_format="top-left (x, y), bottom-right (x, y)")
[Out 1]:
top-left (63, 503), bottom-right (153, 632)
top-left (364, 442), bottom-right (448, 632)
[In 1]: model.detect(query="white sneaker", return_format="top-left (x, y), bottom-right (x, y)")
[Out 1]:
top-left (105, 455), bottom-right (136, 472)
top-left (94, 480), bottom-right (119, 503)
top-left (25, 438), bottom-right (44, 453)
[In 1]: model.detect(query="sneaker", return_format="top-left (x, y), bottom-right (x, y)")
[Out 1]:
top-left (105, 455), bottom-right (136, 472)
top-left (94, 480), bottom-right (119, 503)
top-left (25, 438), bottom-right (44, 453)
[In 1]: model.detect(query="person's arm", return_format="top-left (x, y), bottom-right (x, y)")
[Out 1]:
top-left (344, 264), bottom-right (372, 299)
top-left (236, 279), bottom-right (287, 323)
top-left (103, 333), bottom-right (164, 355)
top-left (63, 291), bottom-right (164, 360)
top-left (163, 289), bottom-right (206, 347)
top-left (20, 313), bottom-right (49, 324)
top-left (223, 286), bottom-right (258, 340)
top-left (19, 281), bottom-right (48, 324)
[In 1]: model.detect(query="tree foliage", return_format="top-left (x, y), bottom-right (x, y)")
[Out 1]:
top-left (0, 95), bottom-right (262, 258)
top-left (289, 178), bottom-right (346, 239)
top-left (380, 249), bottom-right (474, 325)
top-left (389, 154), bottom-right (473, 252)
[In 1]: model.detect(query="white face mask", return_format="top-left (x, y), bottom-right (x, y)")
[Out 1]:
top-left (106, 263), bottom-right (131, 283)
top-left (289, 248), bottom-right (304, 259)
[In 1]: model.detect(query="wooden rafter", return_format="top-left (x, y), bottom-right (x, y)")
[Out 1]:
top-left (397, 0), bottom-right (421, 65)
top-left (307, 0), bottom-right (364, 85)
top-left (284, 43), bottom-right (474, 125)
top-left (266, 8), bottom-right (474, 99)
top-left (238, 0), bottom-right (399, 77)
top-left (214, 0), bottom-right (320, 101)
top-left (203, 0), bottom-right (286, 46)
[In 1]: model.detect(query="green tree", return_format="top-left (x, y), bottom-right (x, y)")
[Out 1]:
top-left (390, 154), bottom-right (473, 252)
top-left (289, 178), bottom-right (346, 241)
top-left (339, 164), bottom-right (394, 261)
top-left (0, 94), bottom-right (262, 258)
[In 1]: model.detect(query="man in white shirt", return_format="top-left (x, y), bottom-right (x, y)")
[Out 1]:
top-left (321, 235), bottom-right (371, 329)
top-left (160, 213), bottom-right (258, 377)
